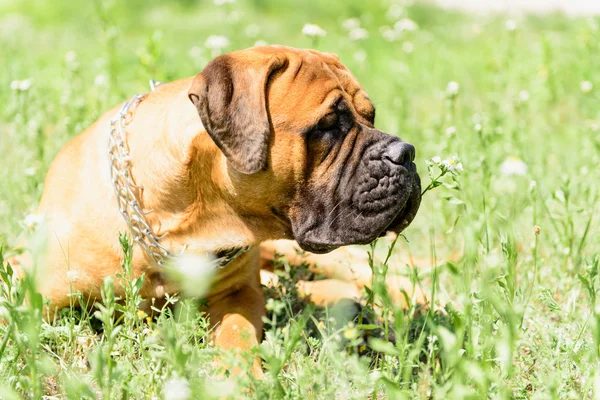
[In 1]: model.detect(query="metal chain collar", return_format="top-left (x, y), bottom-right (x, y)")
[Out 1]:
top-left (108, 79), bottom-right (251, 268)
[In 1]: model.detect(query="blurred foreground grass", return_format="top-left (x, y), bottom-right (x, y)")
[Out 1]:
top-left (2, 0), bottom-right (600, 398)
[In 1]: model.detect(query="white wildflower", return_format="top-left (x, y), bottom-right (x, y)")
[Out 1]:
top-left (386, 4), bottom-right (405, 21)
top-left (445, 126), bottom-right (456, 137)
top-left (94, 75), bottom-right (107, 87)
top-left (529, 180), bottom-right (537, 191)
top-left (431, 156), bottom-right (442, 164)
top-left (442, 155), bottom-right (460, 171)
top-left (163, 377), bottom-right (191, 400)
top-left (11, 78), bottom-right (33, 92)
top-left (505, 20), bottom-right (517, 31)
top-left (24, 167), bottom-right (37, 176)
top-left (244, 24), bottom-right (261, 38)
top-left (446, 81), bottom-right (460, 96)
top-left (500, 156), bottom-right (528, 176)
top-left (24, 213), bottom-right (44, 230)
top-left (518, 90), bottom-right (529, 102)
top-left (353, 49), bottom-right (367, 64)
top-left (302, 24), bottom-right (326, 38)
top-left (402, 41), bottom-right (414, 53)
top-left (168, 252), bottom-right (215, 297)
top-left (380, 26), bottom-right (398, 42)
top-left (204, 35), bottom-right (230, 50)
top-left (342, 18), bottom-right (361, 31)
top-left (348, 27), bottom-right (369, 41)
top-left (394, 18), bottom-right (418, 32)
top-left (581, 80), bottom-right (593, 93)
top-left (64, 50), bottom-right (77, 64)
top-left (20, 79), bottom-right (33, 91)
top-left (474, 123), bottom-right (482, 132)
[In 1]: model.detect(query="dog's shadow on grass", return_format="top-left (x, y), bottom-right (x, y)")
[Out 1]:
top-left (262, 258), bottom-right (455, 366)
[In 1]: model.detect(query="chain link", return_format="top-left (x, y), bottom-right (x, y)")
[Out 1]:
top-left (108, 80), bottom-right (251, 268)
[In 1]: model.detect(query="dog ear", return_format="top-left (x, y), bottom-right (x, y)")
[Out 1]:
top-left (188, 53), bottom-right (286, 174)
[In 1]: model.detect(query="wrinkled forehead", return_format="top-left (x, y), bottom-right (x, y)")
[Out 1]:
top-left (255, 46), bottom-right (375, 125)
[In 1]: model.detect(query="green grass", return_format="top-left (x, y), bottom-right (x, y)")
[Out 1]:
top-left (2, 0), bottom-right (600, 398)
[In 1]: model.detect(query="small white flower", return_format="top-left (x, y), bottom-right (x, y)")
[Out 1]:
top-left (500, 156), bottom-right (528, 176)
top-left (64, 50), bottom-right (77, 64)
top-left (431, 156), bottom-right (442, 164)
top-left (442, 156), bottom-right (460, 171)
top-left (505, 20), bottom-right (517, 31)
top-left (581, 80), bottom-right (593, 93)
top-left (380, 26), bottom-right (398, 42)
top-left (24, 167), bottom-right (37, 176)
top-left (302, 24), bottom-right (326, 38)
top-left (474, 123), bottom-right (482, 132)
top-left (168, 252), bottom-right (215, 297)
top-left (386, 4), bottom-right (405, 21)
top-left (394, 18), bottom-right (418, 32)
top-left (454, 162), bottom-right (464, 173)
top-left (529, 180), bottom-right (537, 191)
top-left (204, 35), bottom-right (230, 50)
top-left (19, 79), bottom-right (33, 91)
top-left (446, 81), bottom-right (460, 96)
top-left (24, 213), bottom-right (44, 230)
top-left (11, 78), bottom-right (33, 92)
top-left (94, 75), bottom-right (107, 87)
top-left (342, 18), bottom-right (361, 31)
top-left (245, 24), bottom-right (261, 38)
top-left (402, 41), bottom-right (414, 53)
top-left (353, 50), bottom-right (367, 64)
top-left (445, 126), bottom-right (456, 136)
top-left (518, 90), bottom-right (530, 102)
top-left (348, 27), bottom-right (369, 41)
top-left (164, 377), bottom-right (191, 400)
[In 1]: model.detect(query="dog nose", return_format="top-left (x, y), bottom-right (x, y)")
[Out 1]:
top-left (383, 141), bottom-right (415, 167)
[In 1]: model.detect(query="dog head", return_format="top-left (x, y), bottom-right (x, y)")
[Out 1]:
top-left (188, 45), bottom-right (421, 253)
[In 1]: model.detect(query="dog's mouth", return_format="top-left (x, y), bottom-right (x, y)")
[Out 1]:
top-left (294, 174), bottom-right (422, 254)
top-left (378, 177), bottom-right (422, 238)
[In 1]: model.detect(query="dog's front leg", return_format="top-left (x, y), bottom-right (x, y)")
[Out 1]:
top-left (208, 284), bottom-right (265, 378)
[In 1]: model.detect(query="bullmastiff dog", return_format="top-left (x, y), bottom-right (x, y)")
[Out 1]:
top-left (9, 45), bottom-right (424, 376)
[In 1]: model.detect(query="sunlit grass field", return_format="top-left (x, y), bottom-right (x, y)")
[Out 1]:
top-left (2, 0), bottom-right (600, 398)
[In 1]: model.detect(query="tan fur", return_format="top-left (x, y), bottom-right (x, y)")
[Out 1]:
top-left (8, 46), bottom-right (427, 378)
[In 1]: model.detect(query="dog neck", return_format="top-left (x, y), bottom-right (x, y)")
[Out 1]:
top-left (111, 84), bottom-right (257, 265)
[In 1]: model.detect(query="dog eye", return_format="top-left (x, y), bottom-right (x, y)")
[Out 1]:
top-left (317, 113), bottom-right (339, 131)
